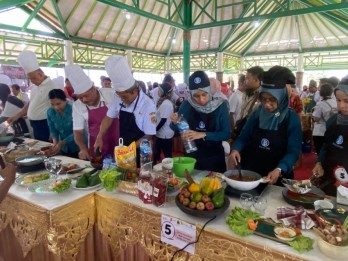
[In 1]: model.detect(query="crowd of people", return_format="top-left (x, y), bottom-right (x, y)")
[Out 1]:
top-left (0, 50), bottom-right (347, 197)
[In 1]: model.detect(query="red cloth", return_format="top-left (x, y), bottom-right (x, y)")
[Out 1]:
top-left (277, 206), bottom-right (315, 229)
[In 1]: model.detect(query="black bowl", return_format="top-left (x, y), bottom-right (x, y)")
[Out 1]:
top-left (175, 195), bottom-right (230, 218)
top-left (90, 161), bottom-right (103, 170)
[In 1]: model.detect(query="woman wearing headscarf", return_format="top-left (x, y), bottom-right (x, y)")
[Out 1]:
top-left (312, 77), bottom-right (348, 196)
top-left (154, 82), bottom-right (175, 163)
top-left (230, 66), bottom-right (302, 185)
top-left (171, 70), bottom-right (231, 172)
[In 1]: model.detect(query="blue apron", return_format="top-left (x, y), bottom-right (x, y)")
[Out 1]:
top-left (321, 119), bottom-right (348, 196)
top-left (186, 107), bottom-right (226, 173)
top-left (240, 113), bottom-right (293, 185)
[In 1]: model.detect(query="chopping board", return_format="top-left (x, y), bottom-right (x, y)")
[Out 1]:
top-left (282, 187), bottom-right (326, 209)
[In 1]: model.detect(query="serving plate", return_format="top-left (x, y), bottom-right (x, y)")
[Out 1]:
top-left (61, 164), bottom-right (85, 174)
top-left (15, 155), bottom-right (46, 166)
top-left (274, 226), bottom-right (297, 242)
top-left (15, 173), bottom-right (50, 186)
top-left (254, 220), bottom-right (295, 245)
top-left (175, 195), bottom-right (230, 218)
top-left (282, 187), bottom-right (326, 209)
top-left (27, 179), bottom-right (71, 194)
top-left (73, 183), bottom-right (102, 190)
top-left (315, 208), bottom-right (348, 226)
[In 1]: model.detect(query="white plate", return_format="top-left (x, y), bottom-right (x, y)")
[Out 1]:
top-left (61, 164), bottom-right (85, 174)
top-left (15, 173), bottom-right (50, 186)
top-left (274, 227), bottom-right (297, 242)
top-left (73, 183), bottom-right (102, 190)
top-left (27, 179), bottom-right (71, 194)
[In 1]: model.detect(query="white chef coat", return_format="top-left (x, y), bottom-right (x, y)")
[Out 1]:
top-left (107, 90), bottom-right (156, 135)
top-left (73, 88), bottom-right (115, 130)
top-left (27, 77), bottom-right (57, 120)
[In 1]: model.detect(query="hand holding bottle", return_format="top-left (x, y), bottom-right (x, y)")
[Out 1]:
top-left (170, 113), bottom-right (179, 124)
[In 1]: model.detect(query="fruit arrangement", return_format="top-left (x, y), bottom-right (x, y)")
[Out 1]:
top-left (177, 177), bottom-right (224, 211)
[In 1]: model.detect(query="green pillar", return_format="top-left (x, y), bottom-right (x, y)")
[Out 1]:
top-left (183, 0), bottom-right (192, 84)
top-left (183, 31), bottom-right (190, 84)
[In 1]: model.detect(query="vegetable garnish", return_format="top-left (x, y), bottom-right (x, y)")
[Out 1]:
top-left (226, 207), bottom-right (260, 236)
top-left (49, 179), bottom-right (72, 193)
top-left (100, 169), bottom-right (122, 192)
top-left (289, 235), bottom-right (314, 253)
top-left (248, 219), bottom-right (258, 231)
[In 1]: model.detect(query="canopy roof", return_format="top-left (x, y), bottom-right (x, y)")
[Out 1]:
top-left (1, 0), bottom-right (347, 58)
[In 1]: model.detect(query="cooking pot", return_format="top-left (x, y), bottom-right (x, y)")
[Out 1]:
top-left (219, 170), bottom-right (268, 191)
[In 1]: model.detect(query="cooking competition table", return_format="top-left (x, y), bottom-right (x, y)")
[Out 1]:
top-left (0, 156), bottom-right (345, 260)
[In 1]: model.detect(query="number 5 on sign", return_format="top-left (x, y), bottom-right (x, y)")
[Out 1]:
top-left (161, 214), bottom-right (196, 254)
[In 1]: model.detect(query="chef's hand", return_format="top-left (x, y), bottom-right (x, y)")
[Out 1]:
top-left (51, 141), bottom-right (65, 155)
top-left (181, 130), bottom-right (205, 141)
top-left (170, 113), bottom-right (179, 124)
top-left (78, 149), bottom-right (91, 161)
top-left (230, 150), bottom-right (241, 166)
top-left (312, 162), bottom-right (324, 177)
top-left (6, 116), bottom-right (18, 125)
top-left (266, 168), bottom-right (282, 184)
top-left (94, 136), bottom-right (103, 155)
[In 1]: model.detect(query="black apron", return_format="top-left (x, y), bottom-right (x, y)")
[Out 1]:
top-left (321, 119), bottom-right (348, 196)
top-left (119, 95), bottom-right (144, 167)
top-left (186, 107), bottom-right (226, 173)
top-left (241, 113), bottom-right (293, 185)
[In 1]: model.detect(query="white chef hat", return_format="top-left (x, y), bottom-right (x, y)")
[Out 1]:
top-left (0, 74), bottom-right (12, 86)
top-left (52, 76), bottom-right (64, 90)
top-left (105, 55), bottom-right (135, 92)
top-left (64, 64), bottom-right (93, 94)
top-left (18, 51), bottom-right (40, 73)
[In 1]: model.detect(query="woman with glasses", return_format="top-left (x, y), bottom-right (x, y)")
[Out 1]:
top-left (230, 66), bottom-right (302, 185)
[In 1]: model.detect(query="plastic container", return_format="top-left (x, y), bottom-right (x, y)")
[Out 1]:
top-left (152, 172), bottom-right (168, 207)
top-left (138, 162), bottom-right (153, 203)
top-left (172, 157), bottom-right (196, 177)
top-left (177, 115), bottom-right (197, 153)
top-left (140, 137), bottom-right (152, 168)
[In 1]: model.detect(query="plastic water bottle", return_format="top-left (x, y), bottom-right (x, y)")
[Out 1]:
top-left (177, 114), bottom-right (197, 153)
top-left (140, 137), bottom-right (152, 168)
top-left (102, 155), bottom-right (113, 170)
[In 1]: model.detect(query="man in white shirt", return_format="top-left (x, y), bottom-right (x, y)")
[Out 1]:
top-left (66, 64), bottom-right (118, 160)
top-left (229, 74), bottom-right (246, 132)
top-left (95, 55), bottom-right (156, 167)
top-left (7, 51), bottom-right (56, 141)
top-left (11, 84), bottom-right (29, 104)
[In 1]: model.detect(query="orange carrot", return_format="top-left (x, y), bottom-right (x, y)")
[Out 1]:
top-left (248, 219), bottom-right (258, 231)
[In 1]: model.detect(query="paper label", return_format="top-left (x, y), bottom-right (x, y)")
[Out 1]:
top-left (161, 215), bottom-right (196, 254)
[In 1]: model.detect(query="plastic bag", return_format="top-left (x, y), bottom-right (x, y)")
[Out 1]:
top-left (114, 138), bottom-right (137, 170)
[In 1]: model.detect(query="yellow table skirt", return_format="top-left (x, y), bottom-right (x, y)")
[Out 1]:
top-left (95, 193), bottom-right (305, 261)
top-left (0, 194), bottom-right (95, 261)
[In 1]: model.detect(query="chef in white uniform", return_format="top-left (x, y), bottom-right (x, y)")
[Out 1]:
top-left (7, 51), bottom-right (56, 141)
top-left (95, 55), bottom-right (156, 167)
top-left (66, 64), bottom-right (118, 160)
